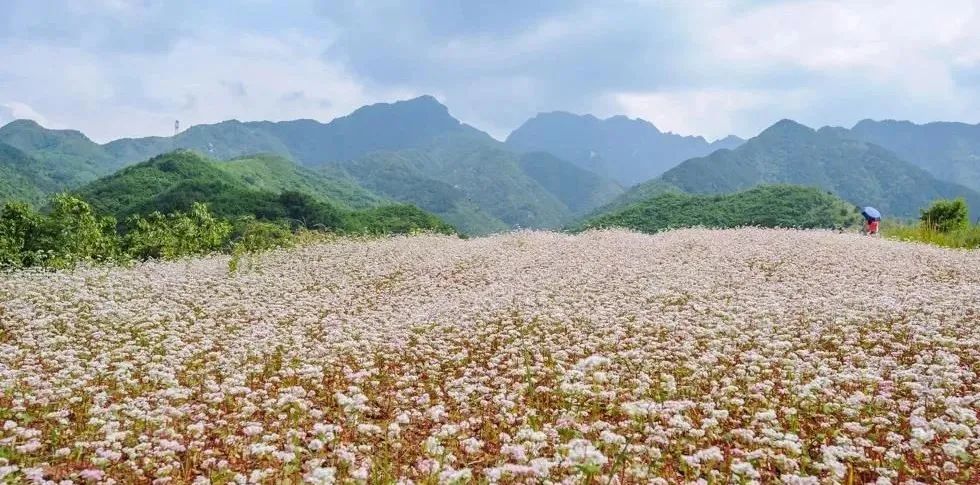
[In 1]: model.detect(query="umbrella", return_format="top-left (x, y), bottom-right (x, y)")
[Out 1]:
top-left (861, 207), bottom-right (881, 221)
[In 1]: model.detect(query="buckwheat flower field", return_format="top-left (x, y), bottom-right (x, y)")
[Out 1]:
top-left (1, 229), bottom-right (979, 484)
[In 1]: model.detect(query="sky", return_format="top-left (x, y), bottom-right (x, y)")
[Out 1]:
top-left (2, 0), bottom-right (980, 142)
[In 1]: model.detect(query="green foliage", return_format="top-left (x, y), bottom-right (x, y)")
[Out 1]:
top-left (587, 179), bottom-right (682, 217)
top-left (0, 120), bottom-right (120, 188)
top-left (123, 203), bottom-right (233, 260)
top-left (0, 195), bottom-right (119, 269)
top-left (228, 219), bottom-right (295, 273)
top-left (216, 154), bottom-right (384, 209)
top-left (332, 151), bottom-right (509, 235)
top-left (231, 218), bottom-right (294, 253)
top-left (0, 202), bottom-right (42, 268)
top-left (882, 219), bottom-right (980, 249)
top-left (74, 152), bottom-right (442, 238)
top-left (0, 142), bottom-right (63, 206)
top-left (39, 194), bottom-right (120, 268)
top-left (343, 204), bottom-right (455, 235)
top-left (1, 151), bottom-right (456, 269)
top-left (578, 185), bottom-right (862, 233)
top-left (659, 120), bottom-right (980, 218)
top-left (919, 197), bottom-right (969, 233)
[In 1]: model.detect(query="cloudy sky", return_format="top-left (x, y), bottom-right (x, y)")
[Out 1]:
top-left (2, 0), bottom-right (979, 142)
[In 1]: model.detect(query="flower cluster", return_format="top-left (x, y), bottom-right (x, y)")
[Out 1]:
top-left (1, 228), bottom-right (978, 483)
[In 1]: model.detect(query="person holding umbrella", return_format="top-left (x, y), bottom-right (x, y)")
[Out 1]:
top-left (861, 207), bottom-right (881, 236)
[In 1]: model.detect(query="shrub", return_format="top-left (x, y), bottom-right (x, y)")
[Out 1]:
top-left (37, 195), bottom-right (120, 268)
top-left (228, 218), bottom-right (295, 273)
top-left (231, 218), bottom-right (294, 253)
top-left (920, 198), bottom-right (969, 233)
top-left (124, 203), bottom-right (232, 260)
top-left (0, 202), bottom-right (43, 268)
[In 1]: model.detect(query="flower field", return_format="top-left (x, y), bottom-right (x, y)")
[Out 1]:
top-left (1, 228), bottom-right (978, 484)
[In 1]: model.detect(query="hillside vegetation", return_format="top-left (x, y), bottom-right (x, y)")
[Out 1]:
top-left (0, 142), bottom-right (62, 205)
top-left (0, 120), bottom-right (120, 188)
top-left (517, 152), bottom-right (624, 216)
top-left (659, 120), bottom-right (980, 218)
top-left (72, 151), bottom-right (452, 236)
top-left (579, 185), bottom-right (862, 233)
top-left (75, 151), bottom-right (382, 218)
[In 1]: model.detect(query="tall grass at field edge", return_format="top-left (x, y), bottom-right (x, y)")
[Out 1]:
top-left (882, 219), bottom-right (980, 249)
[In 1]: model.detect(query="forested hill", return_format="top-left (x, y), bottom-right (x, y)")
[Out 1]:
top-left (659, 119), bottom-right (980, 218)
top-left (72, 150), bottom-right (450, 234)
top-left (578, 184), bottom-right (863, 233)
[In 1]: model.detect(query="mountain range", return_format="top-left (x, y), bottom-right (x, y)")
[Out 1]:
top-left (846, 119), bottom-right (980, 193)
top-left (654, 120), bottom-right (980, 217)
top-left (507, 111), bottom-right (743, 186)
top-left (2, 95), bottom-right (980, 234)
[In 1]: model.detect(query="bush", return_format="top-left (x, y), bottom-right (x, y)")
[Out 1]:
top-left (124, 202), bottom-right (233, 260)
top-left (920, 198), bottom-right (969, 233)
top-left (231, 218), bottom-right (294, 253)
top-left (0, 195), bottom-right (120, 269)
top-left (0, 202), bottom-right (42, 268)
top-left (228, 218), bottom-right (295, 273)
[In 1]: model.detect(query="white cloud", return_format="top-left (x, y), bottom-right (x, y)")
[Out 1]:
top-left (0, 29), bottom-right (407, 142)
top-left (3, 0), bottom-right (980, 143)
top-left (610, 89), bottom-right (812, 140)
top-left (0, 101), bottom-right (52, 127)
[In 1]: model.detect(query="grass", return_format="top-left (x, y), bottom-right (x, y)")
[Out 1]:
top-left (881, 219), bottom-right (980, 249)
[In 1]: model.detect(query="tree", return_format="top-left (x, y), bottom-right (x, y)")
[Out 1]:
top-left (38, 194), bottom-right (119, 268)
top-left (0, 202), bottom-right (43, 268)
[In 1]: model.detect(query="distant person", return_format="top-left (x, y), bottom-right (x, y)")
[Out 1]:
top-left (866, 218), bottom-right (879, 236)
top-left (861, 207), bottom-right (881, 236)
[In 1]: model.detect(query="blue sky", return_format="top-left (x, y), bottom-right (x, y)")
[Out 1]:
top-left (1, 0), bottom-right (979, 142)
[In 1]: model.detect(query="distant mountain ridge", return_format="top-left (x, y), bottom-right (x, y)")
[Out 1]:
top-left (0, 119), bottom-right (121, 188)
top-left (7, 97), bottom-right (980, 231)
top-left (845, 119), bottom-right (980, 193)
top-left (1, 96), bottom-right (625, 235)
top-left (658, 119), bottom-right (980, 217)
top-left (506, 111), bottom-right (743, 186)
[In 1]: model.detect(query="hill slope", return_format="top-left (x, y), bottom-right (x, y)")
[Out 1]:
top-left (517, 152), bottom-right (624, 216)
top-left (216, 154), bottom-right (383, 209)
top-left (506, 112), bottom-right (742, 185)
top-left (848, 119), bottom-right (980, 193)
top-left (0, 142), bottom-right (63, 205)
top-left (104, 120), bottom-right (294, 166)
top-left (74, 151), bottom-right (451, 233)
top-left (579, 185), bottom-right (862, 233)
top-left (659, 120), bottom-right (980, 218)
top-left (75, 151), bottom-right (385, 217)
top-left (333, 131), bottom-right (575, 234)
top-left (0, 120), bottom-right (120, 188)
